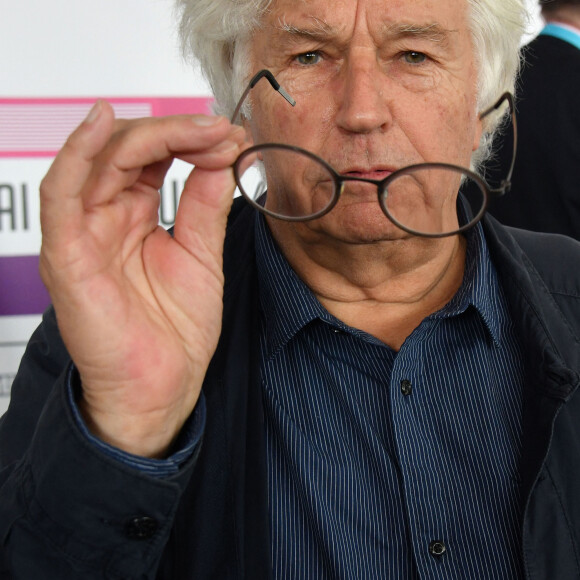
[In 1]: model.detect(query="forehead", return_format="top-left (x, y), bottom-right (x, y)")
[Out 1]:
top-left (259, 0), bottom-right (469, 37)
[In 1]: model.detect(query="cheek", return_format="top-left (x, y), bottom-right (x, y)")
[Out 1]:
top-left (249, 87), bottom-right (336, 149)
top-left (249, 103), bottom-right (298, 144)
top-left (248, 111), bottom-right (275, 145)
top-left (291, 99), bottom-right (338, 153)
top-left (428, 98), bottom-right (479, 163)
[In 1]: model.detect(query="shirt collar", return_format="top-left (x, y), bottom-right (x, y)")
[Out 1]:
top-left (256, 213), bottom-right (504, 358)
top-left (432, 221), bottom-right (504, 347)
top-left (540, 23), bottom-right (580, 50)
top-left (255, 213), bottom-right (330, 360)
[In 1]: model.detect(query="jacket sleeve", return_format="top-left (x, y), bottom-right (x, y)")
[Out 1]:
top-left (0, 307), bottom-right (200, 579)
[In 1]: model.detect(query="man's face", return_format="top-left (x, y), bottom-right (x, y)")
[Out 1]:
top-left (246, 0), bottom-right (483, 243)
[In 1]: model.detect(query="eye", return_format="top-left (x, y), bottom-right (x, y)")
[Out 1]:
top-left (296, 51), bottom-right (321, 65)
top-left (403, 51), bottom-right (427, 65)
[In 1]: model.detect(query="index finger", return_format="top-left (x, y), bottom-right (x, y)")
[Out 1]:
top-left (79, 114), bottom-right (243, 209)
top-left (40, 100), bottom-right (116, 239)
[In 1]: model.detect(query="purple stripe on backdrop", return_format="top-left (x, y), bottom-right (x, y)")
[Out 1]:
top-left (0, 255), bottom-right (50, 315)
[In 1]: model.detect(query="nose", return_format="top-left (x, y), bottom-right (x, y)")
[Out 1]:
top-left (334, 53), bottom-right (392, 134)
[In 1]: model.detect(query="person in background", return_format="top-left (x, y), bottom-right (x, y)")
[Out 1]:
top-left (2, 0), bottom-right (580, 578)
top-left (483, 0), bottom-right (580, 238)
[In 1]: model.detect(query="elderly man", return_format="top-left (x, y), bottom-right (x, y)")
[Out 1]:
top-left (1, 0), bottom-right (580, 578)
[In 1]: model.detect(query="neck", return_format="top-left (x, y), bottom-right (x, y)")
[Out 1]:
top-left (267, 218), bottom-right (467, 350)
top-left (543, 7), bottom-right (580, 31)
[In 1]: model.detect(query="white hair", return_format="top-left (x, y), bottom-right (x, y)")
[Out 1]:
top-left (174, 0), bottom-right (530, 170)
top-left (175, 0), bottom-right (272, 117)
top-left (467, 0), bottom-right (530, 169)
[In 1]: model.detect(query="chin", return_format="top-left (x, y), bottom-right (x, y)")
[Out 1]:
top-left (312, 205), bottom-right (412, 245)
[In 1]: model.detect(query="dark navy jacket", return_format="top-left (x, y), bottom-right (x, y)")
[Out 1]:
top-left (1, 199), bottom-right (580, 579)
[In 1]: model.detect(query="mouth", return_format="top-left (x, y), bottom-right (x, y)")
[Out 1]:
top-left (343, 168), bottom-right (393, 180)
top-left (339, 167), bottom-right (397, 183)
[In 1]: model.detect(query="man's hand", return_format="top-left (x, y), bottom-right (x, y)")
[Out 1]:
top-left (39, 100), bottom-right (249, 458)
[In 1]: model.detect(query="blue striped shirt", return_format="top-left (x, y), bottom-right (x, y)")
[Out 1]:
top-left (256, 214), bottom-right (525, 579)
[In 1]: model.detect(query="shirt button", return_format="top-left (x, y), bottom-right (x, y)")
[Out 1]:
top-left (400, 379), bottom-right (413, 396)
top-left (429, 540), bottom-right (447, 557)
top-left (124, 516), bottom-right (159, 540)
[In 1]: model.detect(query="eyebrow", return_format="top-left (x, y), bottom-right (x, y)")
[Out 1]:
top-left (273, 17), bottom-right (456, 47)
top-left (383, 22), bottom-right (456, 46)
top-left (274, 16), bottom-right (336, 42)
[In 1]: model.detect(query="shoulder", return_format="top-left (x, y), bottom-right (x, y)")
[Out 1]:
top-left (507, 225), bottom-right (580, 261)
top-left (524, 33), bottom-right (580, 61)
top-left (483, 216), bottom-right (580, 330)
top-left (521, 34), bottom-right (580, 80)
top-left (495, 221), bottom-right (580, 292)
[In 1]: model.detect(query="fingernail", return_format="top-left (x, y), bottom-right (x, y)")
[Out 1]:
top-left (192, 115), bottom-right (224, 126)
top-left (84, 100), bottom-right (102, 124)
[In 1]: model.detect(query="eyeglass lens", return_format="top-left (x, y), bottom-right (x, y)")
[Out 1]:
top-left (237, 147), bottom-right (337, 220)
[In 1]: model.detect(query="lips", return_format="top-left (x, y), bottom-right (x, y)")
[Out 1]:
top-left (343, 169), bottom-right (394, 181)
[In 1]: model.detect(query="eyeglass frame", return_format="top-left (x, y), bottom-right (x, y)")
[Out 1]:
top-left (231, 69), bottom-right (517, 238)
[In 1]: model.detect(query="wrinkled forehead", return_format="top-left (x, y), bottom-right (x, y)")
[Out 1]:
top-left (258, 0), bottom-right (470, 38)
top-left (248, 0), bottom-right (473, 74)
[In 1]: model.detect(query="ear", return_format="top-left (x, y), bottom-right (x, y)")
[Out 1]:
top-left (241, 116), bottom-right (255, 146)
top-left (472, 114), bottom-right (484, 152)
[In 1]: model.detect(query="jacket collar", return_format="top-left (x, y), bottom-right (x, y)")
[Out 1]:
top-left (482, 214), bottom-right (580, 401)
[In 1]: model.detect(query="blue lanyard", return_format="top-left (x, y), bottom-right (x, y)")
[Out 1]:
top-left (540, 23), bottom-right (580, 50)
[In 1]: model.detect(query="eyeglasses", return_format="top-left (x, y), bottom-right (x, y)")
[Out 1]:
top-left (231, 69), bottom-right (517, 238)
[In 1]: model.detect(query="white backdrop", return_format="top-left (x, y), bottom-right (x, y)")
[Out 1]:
top-left (0, 1), bottom-right (543, 416)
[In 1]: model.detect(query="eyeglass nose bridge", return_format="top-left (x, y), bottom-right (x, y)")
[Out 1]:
top-left (333, 173), bottom-right (397, 227)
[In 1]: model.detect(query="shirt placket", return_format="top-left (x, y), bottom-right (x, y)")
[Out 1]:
top-left (389, 319), bottom-right (456, 579)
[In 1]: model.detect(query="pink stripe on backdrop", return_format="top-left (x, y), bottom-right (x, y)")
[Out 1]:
top-left (0, 256), bottom-right (51, 316)
top-left (0, 97), bottom-right (214, 158)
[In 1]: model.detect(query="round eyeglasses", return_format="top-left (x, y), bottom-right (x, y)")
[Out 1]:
top-left (231, 70), bottom-right (517, 238)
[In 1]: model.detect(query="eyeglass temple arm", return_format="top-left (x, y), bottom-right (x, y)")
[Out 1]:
top-left (479, 92), bottom-right (518, 196)
top-left (230, 69), bottom-right (296, 124)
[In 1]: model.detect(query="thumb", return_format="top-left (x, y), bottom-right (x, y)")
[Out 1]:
top-left (172, 162), bottom-right (238, 258)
